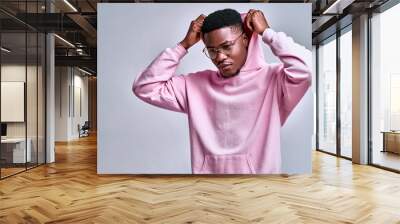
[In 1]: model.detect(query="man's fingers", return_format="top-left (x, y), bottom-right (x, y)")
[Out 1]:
top-left (196, 14), bottom-right (206, 22)
top-left (192, 21), bottom-right (204, 33)
top-left (248, 9), bottom-right (256, 17)
top-left (247, 9), bottom-right (257, 28)
top-left (193, 21), bottom-right (202, 29)
top-left (193, 19), bottom-right (203, 27)
top-left (253, 10), bottom-right (262, 18)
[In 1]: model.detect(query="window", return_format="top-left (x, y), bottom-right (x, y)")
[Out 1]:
top-left (318, 35), bottom-right (337, 155)
top-left (370, 2), bottom-right (400, 171)
top-left (340, 27), bottom-right (352, 158)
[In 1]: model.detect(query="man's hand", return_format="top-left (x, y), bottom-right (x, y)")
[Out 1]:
top-left (245, 9), bottom-right (270, 36)
top-left (180, 14), bottom-right (206, 50)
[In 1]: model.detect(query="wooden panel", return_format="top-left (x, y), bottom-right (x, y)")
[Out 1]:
top-left (384, 132), bottom-right (400, 154)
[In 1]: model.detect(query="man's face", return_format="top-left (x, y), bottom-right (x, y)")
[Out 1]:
top-left (203, 26), bottom-right (249, 78)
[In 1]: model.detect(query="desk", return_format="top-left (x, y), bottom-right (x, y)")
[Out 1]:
top-left (1, 138), bottom-right (31, 163)
top-left (381, 131), bottom-right (400, 154)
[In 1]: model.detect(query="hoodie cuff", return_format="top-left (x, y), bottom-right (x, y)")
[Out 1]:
top-left (175, 42), bottom-right (189, 59)
top-left (261, 28), bottom-right (275, 45)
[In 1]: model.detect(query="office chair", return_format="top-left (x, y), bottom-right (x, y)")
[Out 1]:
top-left (79, 121), bottom-right (90, 138)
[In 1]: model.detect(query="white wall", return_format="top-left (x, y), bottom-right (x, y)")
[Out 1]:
top-left (55, 67), bottom-right (69, 141)
top-left (98, 3), bottom-right (313, 174)
top-left (55, 67), bottom-right (89, 141)
top-left (1, 65), bottom-right (40, 138)
top-left (72, 72), bottom-right (89, 138)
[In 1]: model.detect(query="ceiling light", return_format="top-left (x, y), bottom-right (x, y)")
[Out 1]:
top-left (54, 34), bottom-right (75, 48)
top-left (323, 0), bottom-right (341, 14)
top-left (63, 0), bottom-right (78, 12)
top-left (1, 47), bottom-right (11, 53)
top-left (322, 0), bottom-right (353, 15)
top-left (78, 67), bottom-right (92, 76)
top-left (322, 0), bottom-right (340, 14)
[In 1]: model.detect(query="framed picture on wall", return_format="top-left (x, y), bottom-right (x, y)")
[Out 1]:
top-left (1, 81), bottom-right (25, 122)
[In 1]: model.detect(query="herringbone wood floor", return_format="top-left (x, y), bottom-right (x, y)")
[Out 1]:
top-left (1, 133), bottom-right (400, 224)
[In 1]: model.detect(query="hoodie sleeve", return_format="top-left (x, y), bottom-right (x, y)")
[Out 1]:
top-left (261, 28), bottom-right (312, 125)
top-left (132, 43), bottom-right (188, 113)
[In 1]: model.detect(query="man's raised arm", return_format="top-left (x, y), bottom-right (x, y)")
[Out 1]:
top-left (132, 14), bottom-right (205, 113)
top-left (245, 9), bottom-right (312, 125)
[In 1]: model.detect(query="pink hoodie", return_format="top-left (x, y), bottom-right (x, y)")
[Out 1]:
top-left (132, 18), bottom-right (312, 174)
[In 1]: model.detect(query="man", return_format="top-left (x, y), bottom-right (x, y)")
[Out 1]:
top-left (132, 9), bottom-right (311, 174)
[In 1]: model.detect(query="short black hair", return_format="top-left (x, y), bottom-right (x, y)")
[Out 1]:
top-left (201, 8), bottom-right (243, 34)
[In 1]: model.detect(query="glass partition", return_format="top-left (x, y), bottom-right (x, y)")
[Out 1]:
top-left (1, 30), bottom-right (28, 177)
top-left (0, 1), bottom-right (46, 179)
top-left (318, 35), bottom-right (337, 155)
top-left (27, 30), bottom-right (38, 169)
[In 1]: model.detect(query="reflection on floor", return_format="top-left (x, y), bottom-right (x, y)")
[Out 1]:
top-left (373, 150), bottom-right (400, 170)
top-left (0, 167), bottom-right (25, 177)
top-left (0, 163), bottom-right (39, 178)
top-left (341, 147), bottom-right (352, 158)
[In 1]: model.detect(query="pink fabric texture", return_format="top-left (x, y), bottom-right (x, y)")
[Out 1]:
top-left (132, 17), bottom-right (312, 174)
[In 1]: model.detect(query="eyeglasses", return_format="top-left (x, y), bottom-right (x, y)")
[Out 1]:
top-left (203, 32), bottom-right (244, 60)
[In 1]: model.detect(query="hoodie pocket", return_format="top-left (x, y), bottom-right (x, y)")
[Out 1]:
top-left (200, 154), bottom-right (256, 174)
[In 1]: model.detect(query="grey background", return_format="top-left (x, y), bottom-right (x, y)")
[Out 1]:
top-left (97, 3), bottom-right (313, 174)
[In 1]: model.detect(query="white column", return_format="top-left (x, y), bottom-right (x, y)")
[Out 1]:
top-left (46, 33), bottom-right (55, 163)
top-left (352, 14), bottom-right (369, 164)
top-left (46, 1), bottom-right (55, 163)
